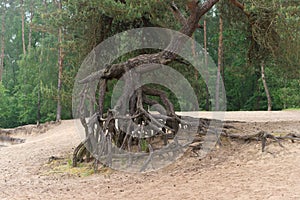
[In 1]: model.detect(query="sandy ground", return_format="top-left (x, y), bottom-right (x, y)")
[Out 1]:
top-left (0, 111), bottom-right (300, 200)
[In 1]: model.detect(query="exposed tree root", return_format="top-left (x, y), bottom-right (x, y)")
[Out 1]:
top-left (191, 124), bottom-right (300, 154)
top-left (72, 110), bottom-right (300, 170)
top-left (72, 141), bottom-right (85, 167)
top-left (222, 130), bottom-right (300, 152)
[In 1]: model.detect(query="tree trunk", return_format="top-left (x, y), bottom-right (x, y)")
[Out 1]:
top-left (261, 61), bottom-right (272, 111)
top-left (215, 15), bottom-right (223, 111)
top-left (204, 18), bottom-right (210, 111)
top-left (21, 0), bottom-right (26, 56)
top-left (37, 34), bottom-right (44, 126)
top-left (56, 0), bottom-right (63, 121)
top-left (37, 88), bottom-right (41, 126)
top-left (0, 8), bottom-right (6, 82)
top-left (28, 5), bottom-right (34, 53)
top-left (56, 29), bottom-right (63, 121)
top-left (192, 34), bottom-right (198, 80)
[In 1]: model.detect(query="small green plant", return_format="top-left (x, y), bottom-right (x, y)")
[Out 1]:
top-left (140, 139), bottom-right (149, 152)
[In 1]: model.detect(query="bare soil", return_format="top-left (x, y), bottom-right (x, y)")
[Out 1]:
top-left (0, 111), bottom-right (300, 200)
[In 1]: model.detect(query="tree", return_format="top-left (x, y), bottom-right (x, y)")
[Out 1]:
top-left (0, 2), bottom-right (7, 82)
top-left (67, 0), bottom-right (300, 171)
top-left (219, 0), bottom-right (299, 111)
top-left (203, 18), bottom-right (210, 111)
top-left (54, 0), bottom-right (64, 122)
top-left (27, 0), bottom-right (34, 53)
top-left (215, 15), bottom-right (223, 111)
top-left (260, 61), bottom-right (271, 111)
top-left (72, 0), bottom-right (220, 170)
top-left (20, 0), bottom-right (26, 56)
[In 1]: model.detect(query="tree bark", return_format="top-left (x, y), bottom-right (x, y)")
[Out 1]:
top-left (215, 15), bottom-right (223, 111)
top-left (21, 0), bottom-right (26, 56)
top-left (204, 18), bottom-right (210, 111)
top-left (37, 87), bottom-right (41, 126)
top-left (228, 0), bottom-right (250, 18)
top-left (37, 33), bottom-right (45, 126)
top-left (0, 7), bottom-right (6, 82)
top-left (261, 61), bottom-right (272, 111)
top-left (28, 4), bottom-right (34, 53)
top-left (56, 0), bottom-right (64, 121)
top-left (191, 34), bottom-right (198, 80)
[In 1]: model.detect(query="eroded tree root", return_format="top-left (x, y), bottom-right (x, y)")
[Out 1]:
top-left (72, 139), bottom-right (93, 167)
top-left (72, 111), bottom-right (190, 170)
top-left (191, 123), bottom-right (300, 154)
top-left (73, 114), bottom-right (300, 171)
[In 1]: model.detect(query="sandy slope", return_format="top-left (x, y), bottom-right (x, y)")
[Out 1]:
top-left (0, 111), bottom-right (300, 200)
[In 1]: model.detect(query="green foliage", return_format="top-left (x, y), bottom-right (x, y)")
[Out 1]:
top-left (276, 79), bottom-right (300, 109)
top-left (0, 83), bottom-right (17, 128)
top-left (139, 139), bottom-right (149, 152)
top-left (0, 0), bottom-right (299, 128)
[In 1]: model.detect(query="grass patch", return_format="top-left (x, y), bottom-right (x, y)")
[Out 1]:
top-left (42, 157), bottom-right (94, 177)
top-left (41, 155), bottom-right (116, 178)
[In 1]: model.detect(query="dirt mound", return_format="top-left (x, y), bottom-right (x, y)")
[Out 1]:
top-left (0, 121), bottom-right (59, 136)
top-left (0, 121), bottom-right (60, 147)
top-left (0, 135), bottom-right (25, 147)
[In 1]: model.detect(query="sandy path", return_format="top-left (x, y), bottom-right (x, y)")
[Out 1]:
top-left (0, 111), bottom-right (300, 200)
top-left (0, 120), bottom-right (81, 199)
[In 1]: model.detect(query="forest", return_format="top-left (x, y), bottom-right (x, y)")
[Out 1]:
top-left (0, 0), bottom-right (299, 129)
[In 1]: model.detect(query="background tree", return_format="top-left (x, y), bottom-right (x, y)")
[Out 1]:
top-left (0, 1), bottom-right (8, 82)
